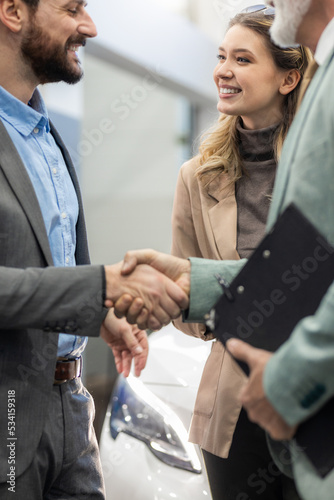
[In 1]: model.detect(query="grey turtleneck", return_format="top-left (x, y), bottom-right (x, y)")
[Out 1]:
top-left (235, 120), bottom-right (279, 259)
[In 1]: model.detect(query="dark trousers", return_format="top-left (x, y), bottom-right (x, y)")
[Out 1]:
top-left (0, 378), bottom-right (105, 500)
top-left (202, 409), bottom-right (301, 500)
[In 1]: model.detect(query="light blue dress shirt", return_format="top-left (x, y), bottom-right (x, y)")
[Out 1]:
top-left (0, 86), bottom-right (88, 358)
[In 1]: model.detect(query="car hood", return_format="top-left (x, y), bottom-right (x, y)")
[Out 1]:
top-left (139, 323), bottom-right (212, 388)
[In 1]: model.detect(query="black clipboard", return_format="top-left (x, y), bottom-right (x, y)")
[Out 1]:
top-left (211, 203), bottom-right (334, 477)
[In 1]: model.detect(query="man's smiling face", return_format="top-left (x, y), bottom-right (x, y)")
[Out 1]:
top-left (20, 0), bottom-right (97, 84)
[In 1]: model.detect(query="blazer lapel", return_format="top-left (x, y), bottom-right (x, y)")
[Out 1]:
top-left (207, 175), bottom-right (240, 261)
top-left (0, 120), bottom-right (54, 266)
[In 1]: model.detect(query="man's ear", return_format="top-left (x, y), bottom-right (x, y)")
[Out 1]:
top-left (279, 69), bottom-right (301, 95)
top-left (0, 0), bottom-right (28, 33)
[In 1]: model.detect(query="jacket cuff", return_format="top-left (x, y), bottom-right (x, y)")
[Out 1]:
top-left (185, 257), bottom-right (246, 322)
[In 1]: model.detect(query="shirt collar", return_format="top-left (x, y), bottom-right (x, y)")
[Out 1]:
top-left (314, 16), bottom-right (334, 66)
top-left (0, 86), bottom-right (50, 136)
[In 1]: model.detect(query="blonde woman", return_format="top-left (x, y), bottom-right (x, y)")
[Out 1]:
top-left (171, 6), bottom-right (312, 500)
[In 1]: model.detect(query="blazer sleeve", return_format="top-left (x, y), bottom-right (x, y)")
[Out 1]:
top-left (186, 256), bottom-right (247, 323)
top-left (171, 160), bottom-right (210, 340)
top-left (264, 278), bottom-right (334, 426)
top-left (171, 160), bottom-right (203, 259)
top-left (0, 264), bottom-right (106, 336)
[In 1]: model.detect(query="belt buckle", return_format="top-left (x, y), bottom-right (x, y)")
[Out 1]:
top-left (54, 357), bottom-right (82, 385)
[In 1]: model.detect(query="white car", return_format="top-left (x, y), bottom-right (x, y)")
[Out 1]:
top-left (99, 323), bottom-right (213, 500)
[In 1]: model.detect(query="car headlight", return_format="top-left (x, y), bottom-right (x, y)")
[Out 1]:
top-left (109, 374), bottom-right (202, 474)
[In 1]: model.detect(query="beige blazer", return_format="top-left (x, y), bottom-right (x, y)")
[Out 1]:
top-left (171, 156), bottom-right (247, 458)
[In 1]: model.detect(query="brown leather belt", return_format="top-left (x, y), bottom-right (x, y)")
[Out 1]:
top-left (54, 357), bottom-right (82, 385)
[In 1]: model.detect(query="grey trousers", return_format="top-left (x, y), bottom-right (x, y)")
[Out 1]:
top-left (0, 378), bottom-right (105, 499)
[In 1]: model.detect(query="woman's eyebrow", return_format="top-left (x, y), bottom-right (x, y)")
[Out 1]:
top-left (218, 47), bottom-right (255, 56)
top-left (233, 49), bottom-right (254, 55)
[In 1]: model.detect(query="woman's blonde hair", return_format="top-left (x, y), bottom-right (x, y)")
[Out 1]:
top-left (196, 12), bottom-right (313, 188)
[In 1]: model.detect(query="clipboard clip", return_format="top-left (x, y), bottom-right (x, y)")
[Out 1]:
top-left (205, 275), bottom-right (234, 331)
top-left (215, 274), bottom-right (234, 302)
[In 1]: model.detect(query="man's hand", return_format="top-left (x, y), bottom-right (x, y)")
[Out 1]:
top-left (227, 339), bottom-right (297, 441)
top-left (100, 310), bottom-right (148, 377)
top-left (104, 259), bottom-right (189, 331)
top-left (110, 250), bottom-right (191, 328)
top-left (121, 249), bottom-right (191, 293)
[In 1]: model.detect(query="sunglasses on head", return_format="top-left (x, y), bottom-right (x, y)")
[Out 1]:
top-left (241, 4), bottom-right (275, 15)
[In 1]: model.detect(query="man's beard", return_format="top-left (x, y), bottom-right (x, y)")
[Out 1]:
top-left (21, 19), bottom-right (85, 85)
top-left (269, 0), bottom-right (312, 47)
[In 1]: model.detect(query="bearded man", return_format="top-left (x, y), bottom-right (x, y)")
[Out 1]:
top-left (0, 0), bottom-right (190, 498)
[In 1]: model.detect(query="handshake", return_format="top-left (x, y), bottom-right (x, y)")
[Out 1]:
top-left (104, 249), bottom-right (190, 330)
top-left (102, 250), bottom-right (297, 443)
top-left (101, 250), bottom-right (191, 377)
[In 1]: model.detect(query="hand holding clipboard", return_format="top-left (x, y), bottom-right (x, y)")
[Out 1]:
top-left (209, 204), bottom-right (334, 477)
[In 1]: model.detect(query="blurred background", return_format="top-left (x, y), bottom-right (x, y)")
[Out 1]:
top-left (41, 0), bottom-right (256, 440)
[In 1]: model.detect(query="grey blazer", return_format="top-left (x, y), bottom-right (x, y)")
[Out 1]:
top-left (187, 48), bottom-right (334, 499)
top-left (0, 120), bottom-right (106, 482)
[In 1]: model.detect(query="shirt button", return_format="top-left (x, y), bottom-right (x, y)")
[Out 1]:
top-left (65, 257), bottom-right (69, 264)
top-left (53, 168), bottom-right (57, 174)
top-left (61, 212), bottom-right (67, 219)
top-left (33, 128), bottom-right (39, 134)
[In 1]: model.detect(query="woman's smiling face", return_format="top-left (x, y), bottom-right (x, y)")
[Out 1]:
top-left (213, 24), bottom-right (288, 130)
